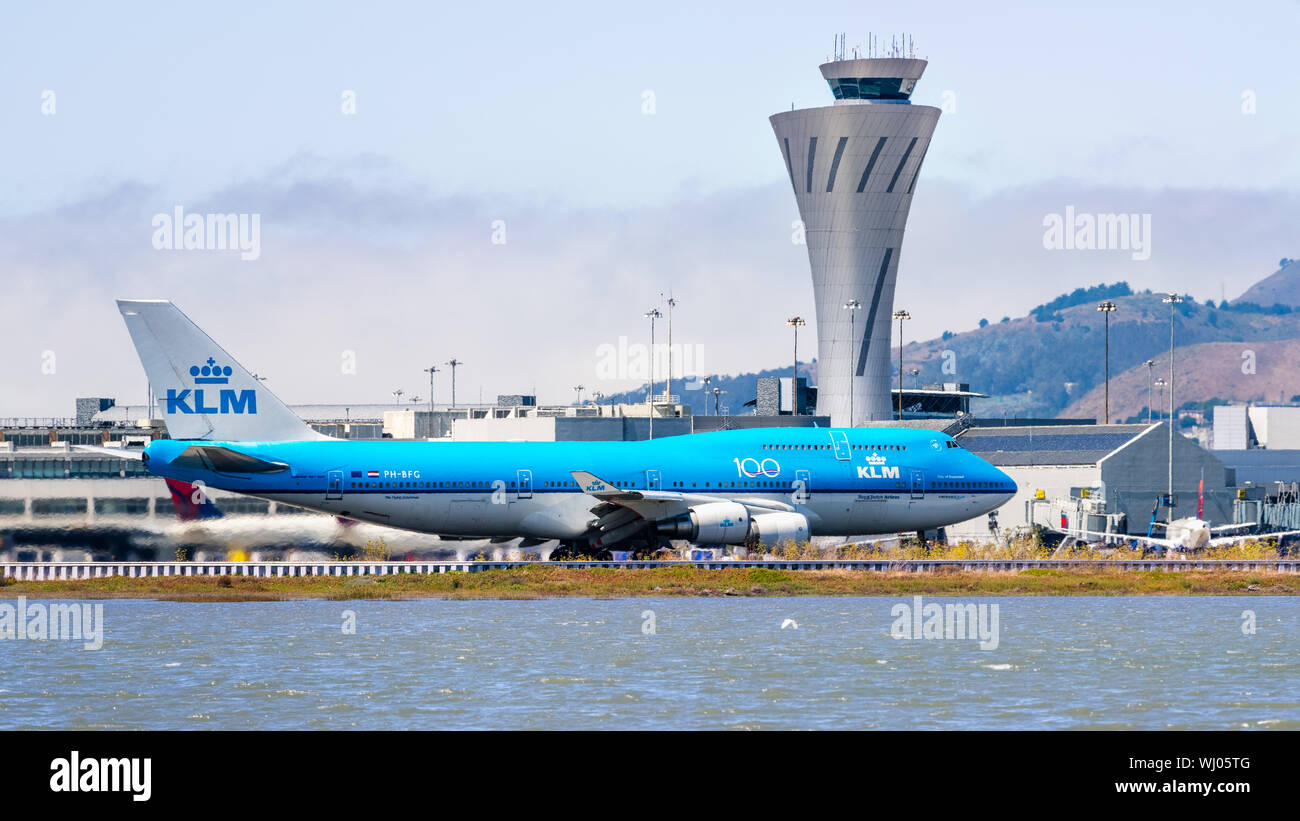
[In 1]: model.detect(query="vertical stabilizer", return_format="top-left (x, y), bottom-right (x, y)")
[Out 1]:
top-left (116, 299), bottom-right (324, 441)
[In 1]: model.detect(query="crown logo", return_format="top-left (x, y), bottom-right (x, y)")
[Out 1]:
top-left (865, 452), bottom-right (888, 465)
top-left (190, 357), bottom-right (232, 385)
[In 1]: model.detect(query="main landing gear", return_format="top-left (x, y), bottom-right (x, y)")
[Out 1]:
top-left (549, 540), bottom-right (612, 561)
top-left (548, 533), bottom-right (675, 561)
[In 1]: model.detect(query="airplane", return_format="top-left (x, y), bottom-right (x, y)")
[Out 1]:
top-left (1072, 520), bottom-right (1300, 555)
top-left (79, 299), bottom-right (1017, 560)
top-left (1069, 483), bottom-right (1300, 555)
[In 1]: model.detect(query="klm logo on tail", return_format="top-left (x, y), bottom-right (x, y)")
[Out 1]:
top-left (165, 357), bottom-right (258, 415)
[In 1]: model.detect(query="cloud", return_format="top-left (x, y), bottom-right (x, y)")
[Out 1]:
top-left (897, 181), bottom-right (1300, 338)
top-left (2, 158), bottom-right (1295, 417)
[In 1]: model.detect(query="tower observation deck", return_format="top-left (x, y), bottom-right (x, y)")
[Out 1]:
top-left (770, 52), bottom-right (940, 425)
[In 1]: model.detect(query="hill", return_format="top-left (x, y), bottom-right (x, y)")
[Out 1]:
top-left (1061, 338), bottom-right (1300, 423)
top-left (594, 260), bottom-right (1300, 419)
top-left (902, 262), bottom-right (1300, 418)
top-left (1234, 258), bottom-right (1300, 308)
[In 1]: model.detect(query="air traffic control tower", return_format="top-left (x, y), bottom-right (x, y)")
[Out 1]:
top-left (771, 51), bottom-right (939, 425)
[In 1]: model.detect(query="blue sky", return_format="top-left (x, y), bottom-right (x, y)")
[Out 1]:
top-left (5, 0), bottom-right (1297, 210)
top-left (2, 1), bottom-right (1298, 415)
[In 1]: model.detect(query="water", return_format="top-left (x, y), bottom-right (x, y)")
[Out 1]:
top-left (1, 596), bottom-right (1295, 730)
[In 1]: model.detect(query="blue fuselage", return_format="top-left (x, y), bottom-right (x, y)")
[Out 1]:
top-left (143, 427), bottom-right (1015, 541)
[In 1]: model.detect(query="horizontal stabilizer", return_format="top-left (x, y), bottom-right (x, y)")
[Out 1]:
top-left (72, 444), bottom-right (144, 460)
top-left (169, 444), bottom-right (289, 475)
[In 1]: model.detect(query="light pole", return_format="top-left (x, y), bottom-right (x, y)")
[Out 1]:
top-left (391, 389), bottom-right (404, 405)
top-left (843, 299), bottom-right (861, 427)
top-left (702, 376), bottom-right (712, 415)
top-left (645, 308), bottom-right (662, 439)
top-left (909, 367), bottom-right (921, 389)
top-left (892, 309), bottom-right (911, 420)
top-left (665, 295), bottom-right (677, 404)
top-left (713, 387), bottom-right (725, 416)
top-left (572, 384), bottom-right (584, 405)
top-left (786, 316), bottom-right (806, 416)
top-left (423, 365), bottom-right (440, 414)
top-left (1162, 293), bottom-right (1183, 519)
top-left (1145, 360), bottom-right (1155, 424)
top-left (445, 359), bottom-right (462, 407)
top-left (1154, 378), bottom-right (1167, 420)
top-left (1097, 300), bottom-right (1117, 423)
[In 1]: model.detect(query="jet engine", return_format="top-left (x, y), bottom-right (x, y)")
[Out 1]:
top-left (747, 512), bottom-right (811, 549)
top-left (656, 502), bottom-right (750, 544)
top-left (656, 504), bottom-right (811, 548)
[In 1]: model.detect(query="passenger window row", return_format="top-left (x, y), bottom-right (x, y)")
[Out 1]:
top-left (760, 443), bottom-right (907, 451)
top-left (349, 480), bottom-right (517, 490)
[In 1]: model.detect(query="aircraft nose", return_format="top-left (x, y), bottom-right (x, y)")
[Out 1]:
top-left (998, 467), bottom-right (1017, 496)
top-left (142, 442), bottom-right (161, 474)
top-left (984, 467), bottom-right (1016, 512)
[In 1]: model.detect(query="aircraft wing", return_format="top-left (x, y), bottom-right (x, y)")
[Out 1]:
top-left (1207, 529), bottom-right (1300, 547)
top-left (570, 470), bottom-right (794, 545)
top-left (1154, 521), bottom-right (1265, 535)
top-left (1074, 527), bottom-right (1300, 550)
top-left (1071, 529), bottom-right (1177, 548)
top-left (571, 470), bottom-right (793, 513)
top-left (1207, 522), bottom-right (1254, 533)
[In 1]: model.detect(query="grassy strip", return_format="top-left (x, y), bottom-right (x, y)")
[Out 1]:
top-left (0, 565), bottom-right (1295, 601)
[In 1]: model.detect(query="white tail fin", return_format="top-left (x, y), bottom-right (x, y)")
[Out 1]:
top-left (117, 299), bottom-right (324, 441)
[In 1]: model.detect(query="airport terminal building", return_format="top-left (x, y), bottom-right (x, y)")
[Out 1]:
top-left (944, 423), bottom-right (1238, 542)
